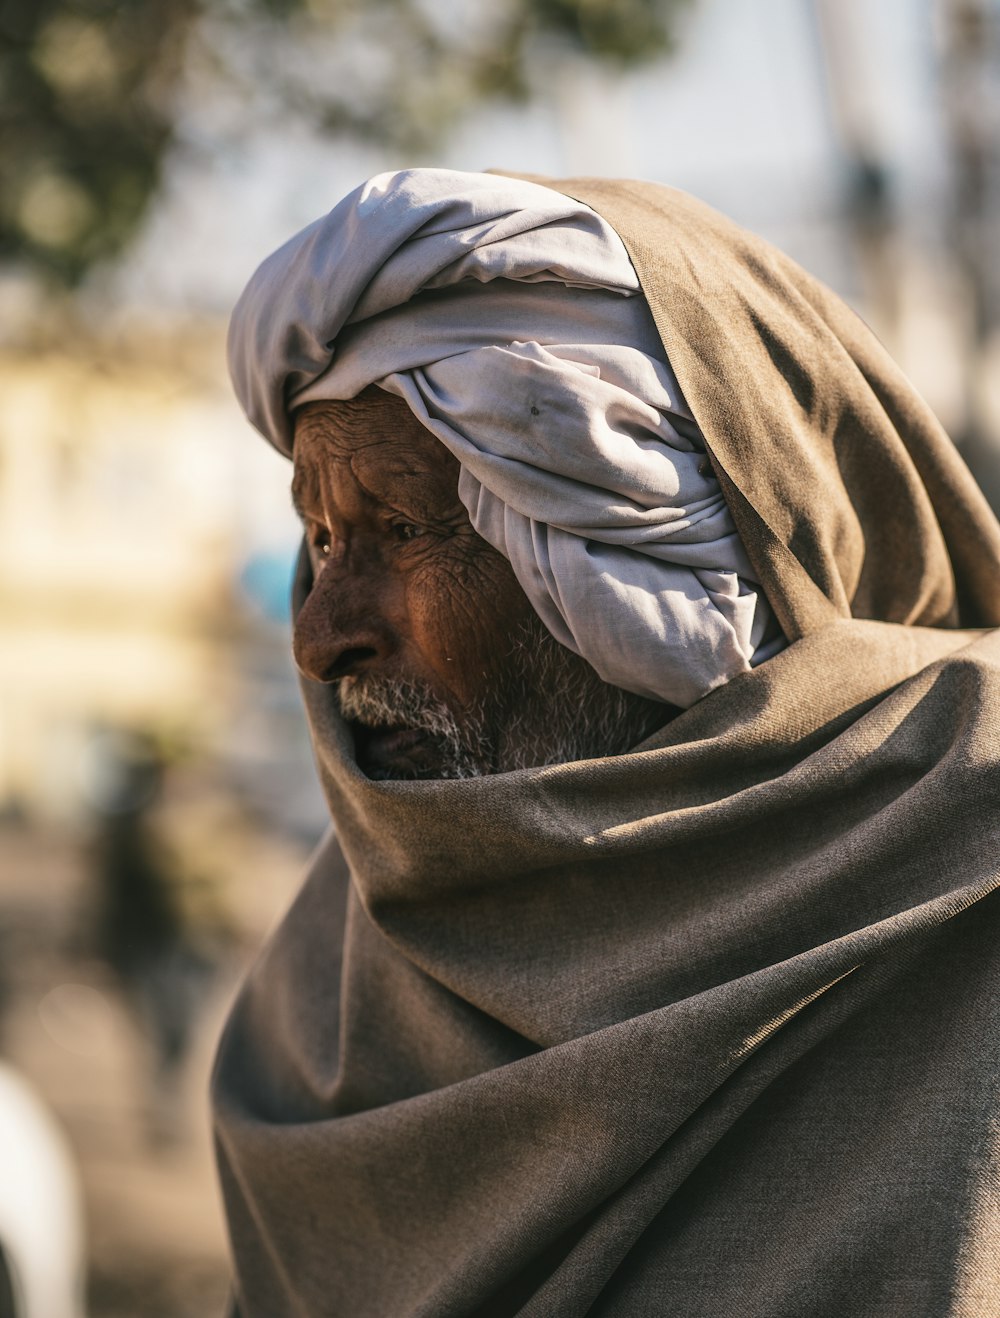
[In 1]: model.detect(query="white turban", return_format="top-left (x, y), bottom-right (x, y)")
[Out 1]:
top-left (228, 168), bottom-right (783, 706)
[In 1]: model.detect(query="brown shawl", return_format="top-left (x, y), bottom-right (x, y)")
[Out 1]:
top-left (212, 177), bottom-right (1000, 1317)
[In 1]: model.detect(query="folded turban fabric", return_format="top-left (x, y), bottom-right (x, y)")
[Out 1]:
top-left (228, 168), bottom-right (784, 706)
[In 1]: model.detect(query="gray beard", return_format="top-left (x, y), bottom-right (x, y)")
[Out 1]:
top-left (336, 613), bottom-right (670, 780)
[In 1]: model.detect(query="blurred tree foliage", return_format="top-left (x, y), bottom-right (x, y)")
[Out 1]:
top-left (0, 0), bottom-right (195, 285)
top-left (0, 0), bottom-right (689, 287)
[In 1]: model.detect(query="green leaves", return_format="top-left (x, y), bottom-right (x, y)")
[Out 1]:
top-left (1, 0), bottom-right (688, 286)
top-left (1, 0), bottom-right (194, 284)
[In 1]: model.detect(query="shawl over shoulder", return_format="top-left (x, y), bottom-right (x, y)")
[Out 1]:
top-left (213, 176), bottom-right (1000, 1318)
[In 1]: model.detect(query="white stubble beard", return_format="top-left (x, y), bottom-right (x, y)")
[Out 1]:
top-left (336, 613), bottom-right (669, 780)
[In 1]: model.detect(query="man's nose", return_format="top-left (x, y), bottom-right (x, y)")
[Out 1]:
top-left (292, 557), bottom-right (396, 683)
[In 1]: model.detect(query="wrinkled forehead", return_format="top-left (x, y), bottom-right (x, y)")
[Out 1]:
top-left (291, 387), bottom-right (460, 509)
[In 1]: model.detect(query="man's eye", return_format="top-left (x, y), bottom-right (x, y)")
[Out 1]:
top-left (310, 526), bottom-right (332, 556)
top-left (391, 520), bottom-right (424, 542)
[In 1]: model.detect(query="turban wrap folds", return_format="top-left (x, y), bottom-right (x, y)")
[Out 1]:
top-left (228, 169), bottom-right (783, 706)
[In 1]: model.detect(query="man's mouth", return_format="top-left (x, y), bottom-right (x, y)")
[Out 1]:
top-left (336, 674), bottom-right (489, 779)
top-left (349, 721), bottom-right (438, 779)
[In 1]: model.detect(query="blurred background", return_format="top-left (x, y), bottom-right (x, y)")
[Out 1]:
top-left (1, 0), bottom-right (999, 1313)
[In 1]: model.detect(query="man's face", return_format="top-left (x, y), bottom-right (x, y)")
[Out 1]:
top-left (291, 388), bottom-right (666, 779)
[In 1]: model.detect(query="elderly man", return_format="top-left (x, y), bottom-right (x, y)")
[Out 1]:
top-left (215, 170), bottom-right (1000, 1317)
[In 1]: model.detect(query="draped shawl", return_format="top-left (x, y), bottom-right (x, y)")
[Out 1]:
top-left (213, 176), bottom-right (1000, 1318)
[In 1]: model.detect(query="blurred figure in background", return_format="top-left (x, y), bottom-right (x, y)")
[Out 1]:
top-left (87, 730), bottom-right (217, 1144)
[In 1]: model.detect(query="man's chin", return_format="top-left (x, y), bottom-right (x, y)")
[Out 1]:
top-left (350, 721), bottom-right (484, 781)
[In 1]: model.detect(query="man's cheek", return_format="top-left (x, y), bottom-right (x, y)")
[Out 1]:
top-left (406, 581), bottom-right (485, 679)
top-left (405, 558), bottom-right (510, 689)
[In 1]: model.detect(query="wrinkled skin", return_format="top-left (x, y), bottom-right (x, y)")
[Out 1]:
top-left (291, 388), bottom-right (667, 778)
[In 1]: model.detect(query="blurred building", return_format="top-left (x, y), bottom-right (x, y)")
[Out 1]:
top-left (0, 326), bottom-right (324, 839)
